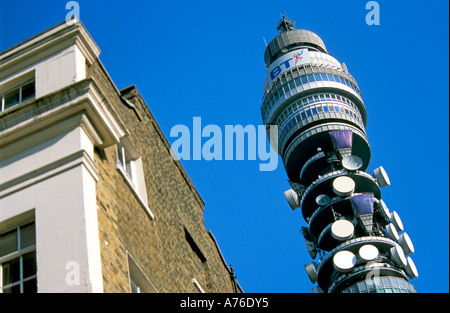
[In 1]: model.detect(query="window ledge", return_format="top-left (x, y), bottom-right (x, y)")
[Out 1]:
top-left (116, 162), bottom-right (154, 220)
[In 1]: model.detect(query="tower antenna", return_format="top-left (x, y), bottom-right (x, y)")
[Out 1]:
top-left (276, 13), bottom-right (296, 33)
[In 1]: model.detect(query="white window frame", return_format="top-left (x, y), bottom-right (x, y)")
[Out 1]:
top-left (0, 79), bottom-right (35, 112)
top-left (116, 138), bottom-right (154, 220)
top-left (192, 278), bottom-right (206, 293)
top-left (127, 252), bottom-right (157, 293)
top-left (0, 221), bottom-right (37, 293)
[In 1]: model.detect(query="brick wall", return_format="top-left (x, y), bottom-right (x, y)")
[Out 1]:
top-left (87, 60), bottom-right (238, 293)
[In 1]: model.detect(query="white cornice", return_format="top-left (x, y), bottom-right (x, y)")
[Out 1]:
top-left (0, 77), bottom-right (128, 151)
top-left (0, 20), bottom-right (100, 81)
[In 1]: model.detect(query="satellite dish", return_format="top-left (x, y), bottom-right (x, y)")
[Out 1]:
top-left (373, 166), bottom-right (390, 188)
top-left (305, 240), bottom-right (317, 259)
top-left (398, 232), bottom-right (415, 255)
top-left (331, 220), bottom-right (354, 241)
top-left (390, 211), bottom-right (404, 232)
top-left (342, 155), bottom-right (363, 171)
top-left (332, 176), bottom-right (355, 197)
top-left (405, 257), bottom-right (419, 279)
top-left (284, 189), bottom-right (300, 210)
top-left (316, 194), bottom-right (331, 206)
top-left (333, 250), bottom-right (356, 273)
top-left (304, 262), bottom-right (318, 283)
top-left (359, 244), bottom-right (379, 261)
top-left (390, 244), bottom-right (407, 268)
top-left (386, 223), bottom-right (399, 241)
top-left (378, 199), bottom-right (390, 220)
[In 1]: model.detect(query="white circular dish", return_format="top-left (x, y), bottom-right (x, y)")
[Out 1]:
top-left (332, 176), bottom-right (355, 197)
top-left (342, 155), bottom-right (363, 171)
top-left (284, 189), bottom-right (299, 210)
top-left (405, 257), bottom-right (419, 279)
top-left (331, 220), bottom-right (354, 241)
top-left (333, 250), bottom-right (356, 273)
top-left (390, 211), bottom-right (404, 232)
top-left (304, 262), bottom-right (318, 283)
top-left (386, 223), bottom-right (399, 241)
top-left (398, 232), bottom-right (414, 255)
top-left (359, 244), bottom-right (379, 261)
top-left (373, 166), bottom-right (390, 188)
top-left (316, 194), bottom-right (331, 206)
top-left (379, 199), bottom-right (390, 219)
top-left (390, 244), bottom-right (407, 268)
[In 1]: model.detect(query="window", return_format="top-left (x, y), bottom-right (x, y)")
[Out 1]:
top-left (116, 139), bottom-right (154, 220)
top-left (130, 276), bottom-right (142, 293)
top-left (1, 81), bottom-right (35, 112)
top-left (0, 222), bottom-right (37, 293)
top-left (185, 228), bottom-right (206, 263)
top-left (127, 253), bottom-right (157, 293)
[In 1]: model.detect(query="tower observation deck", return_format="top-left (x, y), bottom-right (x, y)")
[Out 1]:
top-left (261, 16), bottom-right (418, 293)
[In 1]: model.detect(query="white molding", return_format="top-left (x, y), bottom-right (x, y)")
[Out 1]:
top-left (192, 278), bottom-right (206, 293)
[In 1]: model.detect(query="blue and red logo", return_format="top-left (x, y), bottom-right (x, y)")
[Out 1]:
top-left (293, 50), bottom-right (304, 65)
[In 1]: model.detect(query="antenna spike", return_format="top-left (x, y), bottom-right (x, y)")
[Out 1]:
top-left (275, 14), bottom-right (296, 33)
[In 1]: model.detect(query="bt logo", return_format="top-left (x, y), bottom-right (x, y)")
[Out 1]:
top-left (270, 57), bottom-right (294, 80)
top-left (269, 49), bottom-right (308, 82)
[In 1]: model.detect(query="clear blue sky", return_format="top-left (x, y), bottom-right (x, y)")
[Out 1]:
top-left (1, 0), bottom-right (448, 293)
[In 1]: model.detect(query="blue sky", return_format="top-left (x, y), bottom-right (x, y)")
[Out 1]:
top-left (1, 0), bottom-right (448, 293)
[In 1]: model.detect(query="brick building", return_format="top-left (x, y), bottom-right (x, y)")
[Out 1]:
top-left (0, 20), bottom-right (241, 293)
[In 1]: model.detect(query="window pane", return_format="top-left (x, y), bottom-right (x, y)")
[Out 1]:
top-left (2, 283), bottom-right (21, 293)
top-left (2, 258), bottom-right (21, 285)
top-left (20, 222), bottom-right (35, 249)
top-left (374, 277), bottom-right (383, 288)
top-left (130, 277), bottom-right (140, 293)
top-left (4, 89), bottom-right (20, 109)
top-left (21, 82), bottom-right (35, 102)
top-left (314, 73), bottom-right (321, 81)
top-left (23, 278), bottom-right (37, 293)
top-left (307, 74), bottom-right (314, 82)
top-left (117, 145), bottom-right (124, 167)
top-left (358, 281), bottom-right (367, 292)
top-left (301, 76), bottom-right (308, 84)
top-left (22, 252), bottom-right (37, 279)
top-left (0, 229), bottom-right (17, 257)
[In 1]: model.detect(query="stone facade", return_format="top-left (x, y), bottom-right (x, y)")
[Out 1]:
top-left (0, 20), bottom-right (240, 293)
